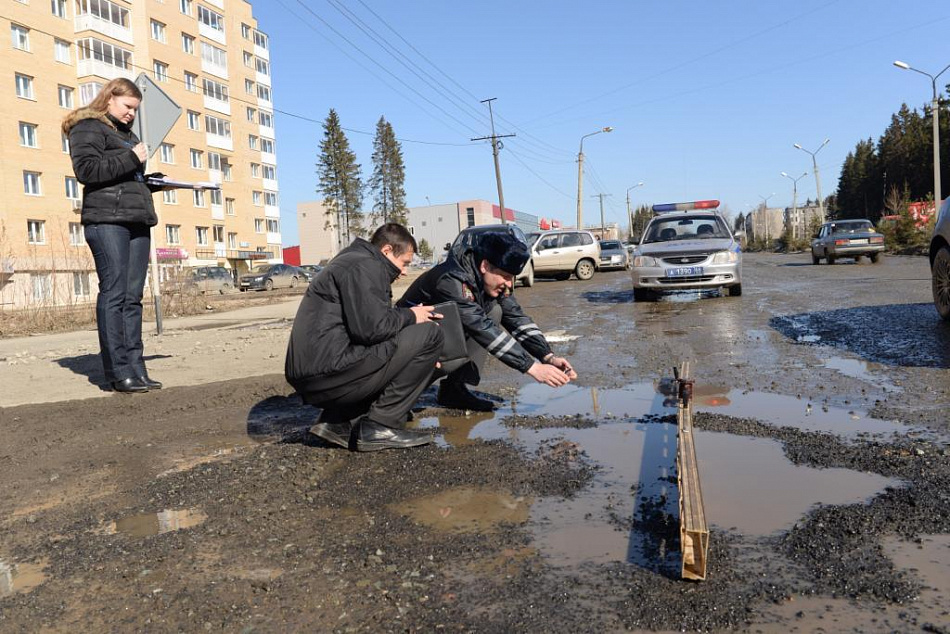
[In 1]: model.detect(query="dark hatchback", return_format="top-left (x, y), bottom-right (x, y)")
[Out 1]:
top-left (239, 263), bottom-right (303, 291)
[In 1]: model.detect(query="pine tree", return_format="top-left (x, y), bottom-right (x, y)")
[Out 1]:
top-left (368, 116), bottom-right (408, 226)
top-left (317, 109), bottom-right (363, 250)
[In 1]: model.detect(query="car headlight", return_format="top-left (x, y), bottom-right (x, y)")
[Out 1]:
top-left (711, 251), bottom-right (738, 264)
top-left (254, 276), bottom-right (264, 281)
top-left (633, 255), bottom-right (658, 267)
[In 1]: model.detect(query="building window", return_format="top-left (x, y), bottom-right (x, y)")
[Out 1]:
top-left (73, 272), bottom-right (91, 297)
top-left (244, 79), bottom-right (254, 95)
top-left (201, 78), bottom-right (228, 102)
top-left (69, 222), bottom-right (85, 246)
top-left (32, 274), bottom-right (52, 301)
top-left (200, 42), bottom-right (227, 70)
top-left (241, 23), bottom-right (251, 39)
top-left (179, 0), bottom-right (192, 16)
top-left (166, 224), bottom-right (180, 245)
top-left (264, 192), bottom-right (278, 206)
top-left (159, 143), bottom-right (174, 164)
top-left (54, 38), bottom-right (71, 63)
top-left (228, 231), bottom-right (237, 249)
top-left (222, 162), bottom-right (232, 181)
top-left (248, 135), bottom-right (258, 150)
top-left (77, 0), bottom-right (129, 26)
top-left (181, 33), bottom-right (195, 55)
top-left (153, 61), bottom-right (168, 83)
top-left (262, 165), bottom-right (276, 180)
top-left (184, 72), bottom-right (198, 92)
top-left (266, 219), bottom-right (280, 233)
top-left (252, 192), bottom-right (262, 207)
top-left (209, 189), bottom-right (222, 206)
top-left (259, 111), bottom-right (274, 128)
top-left (19, 122), bottom-right (38, 148)
top-left (204, 115), bottom-right (231, 138)
top-left (193, 190), bottom-right (205, 207)
top-left (197, 5), bottom-right (225, 33)
top-left (243, 51), bottom-right (253, 67)
top-left (61, 132), bottom-right (70, 153)
top-left (466, 207), bottom-right (475, 227)
top-left (58, 85), bottom-right (74, 108)
top-left (76, 38), bottom-right (132, 71)
top-left (260, 138), bottom-right (275, 154)
top-left (23, 171), bottom-right (41, 195)
top-left (163, 189), bottom-right (177, 204)
top-left (79, 81), bottom-right (103, 106)
top-left (226, 198), bottom-right (235, 216)
top-left (11, 24), bottom-right (30, 51)
top-left (255, 58), bottom-right (270, 76)
top-left (212, 225), bottom-right (224, 243)
top-left (250, 162), bottom-right (260, 177)
top-left (207, 152), bottom-right (222, 171)
top-left (195, 226), bottom-right (209, 246)
top-left (51, 0), bottom-right (67, 18)
top-left (190, 149), bottom-right (203, 168)
top-left (246, 106), bottom-right (256, 122)
top-left (253, 30), bottom-right (269, 50)
top-left (150, 20), bottom-right (166, 43)
top-left (65, 176), bottom-right (79, 199)
top-left (15, 73), bottom-right (34, 99)
top-left (27, 219), bottom-right (46, 244)
top-left (254, 218), bottom-right (264, 233)
top-left (187, 110), bottom-right (200, 130)
top-left (256, 85), bottom-right (271, 102)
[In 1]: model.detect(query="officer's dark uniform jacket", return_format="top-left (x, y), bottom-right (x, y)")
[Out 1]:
top-left (66, 109), bottom-right (158, 226)
top-left (285, 238), bottom-right (416, 390)
top-left (397, 247), bottom-right (552, 373)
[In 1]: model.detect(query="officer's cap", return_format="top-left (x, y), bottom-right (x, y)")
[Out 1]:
top-left (477, 232), bottom-right (530, 275)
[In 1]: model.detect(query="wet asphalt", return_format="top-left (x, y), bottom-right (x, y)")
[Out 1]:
top-left (1, 252), bottom-right (948, 632)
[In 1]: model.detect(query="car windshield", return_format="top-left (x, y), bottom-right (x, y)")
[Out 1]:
top-left (600, 240), bottom-right (622, 250)
top-left (526, 233), bottom-right (540, 246)
top-left (830, 221), bottom-right (873, 234)
top-left (642, 215), bottom-right (729, 243)
top-left (251, 265), bottom-right (275, 274)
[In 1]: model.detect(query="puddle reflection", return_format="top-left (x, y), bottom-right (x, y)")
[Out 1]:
top-left (0, 558), bottom-right (47, 597)
top-left (101, 508), bottom-right (207, 538)
top-left (823, 355), bottom-right (901, 392)
top-left (394, 486), bottom-right (531, 533)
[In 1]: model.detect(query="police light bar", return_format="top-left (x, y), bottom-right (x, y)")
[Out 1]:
top-left (652, 200), bottom-right (721, 213)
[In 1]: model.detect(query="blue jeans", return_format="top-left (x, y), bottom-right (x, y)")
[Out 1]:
top-left (84, 223), bottom-right (151, 383)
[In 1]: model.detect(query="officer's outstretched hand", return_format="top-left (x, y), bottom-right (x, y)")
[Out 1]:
top-left (546, 355), bottom-right (577, 380)
top-left (409, 305), bottom-right (442, 324)
top-left (527, 362), bottom-right (572, 387)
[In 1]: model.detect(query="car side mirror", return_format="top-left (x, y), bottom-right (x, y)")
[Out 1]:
top-left (443, 243), bottom-right (451, 251)
top-left (734, 230), bottom-right (746, 239)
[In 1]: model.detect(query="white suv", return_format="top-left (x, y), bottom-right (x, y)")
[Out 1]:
top-left (526, 229), bottom-right (601, 281)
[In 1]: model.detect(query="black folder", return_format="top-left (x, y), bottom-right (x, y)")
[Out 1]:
top-left (433, 301), bottom-right (469, 373)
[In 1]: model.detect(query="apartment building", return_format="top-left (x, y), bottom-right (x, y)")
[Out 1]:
top-left (0, 0), bottom-right (280, 309)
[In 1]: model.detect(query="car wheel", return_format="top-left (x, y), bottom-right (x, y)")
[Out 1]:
top-left (827, 256), bottom-right (836, 265)
top-left (870, 252), bottom-right (882, 264)
top-left (521, 262), bottom-right (535, 287)
top-left (812, 252), bottom-right (820, 265)
top-left (290, 276), bottom-right (298, 288)
top-left (574, 259), bottom-right (595, 280)
top-left (932, 246), bottom-right (950, 321)
top-left (220, 283), bottom-right (231, 295)
top-left (264, 278), bottom-right (274, 291)
top-left (728, 283), bottom-right (742, 297)
top-left (633, 287), bottom-right (652, 302)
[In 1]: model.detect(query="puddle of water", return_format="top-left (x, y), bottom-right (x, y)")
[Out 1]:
top-left (543, 329), bottom-right (579, 343)
top-left (0, 558), bottom-right (47, 597)
top-left (101, 508), bottom-right (207, 538)
top-left (184, 320), bottom-right (242, 331)
top-left (393, 486), bottom-right (532, 534)
top-left (415, 381), bottom-right (904, 568)
top-left (823, 355), bottom-right (901, 392)
top-left (797, 334), bottom-right (822, 343)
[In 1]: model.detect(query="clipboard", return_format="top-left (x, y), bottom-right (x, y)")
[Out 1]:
top-left (433, 301), bottom-right (469, 373)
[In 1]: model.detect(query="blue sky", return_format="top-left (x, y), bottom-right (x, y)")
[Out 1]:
top-left (252, 1), bottom-right (950, 246)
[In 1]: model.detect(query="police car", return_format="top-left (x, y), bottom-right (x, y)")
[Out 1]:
top-left (630, 200), bottom-right (743, 301)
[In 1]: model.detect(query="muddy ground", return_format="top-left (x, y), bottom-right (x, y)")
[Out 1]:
top-left (1, 252), bottom-right (949, 632)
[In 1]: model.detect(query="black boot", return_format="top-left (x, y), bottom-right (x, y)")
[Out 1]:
top-left (112, 377), bottom-right (149, 393)
top-left (354, 417), bottom-right (432, 452)
top-left (138, 374), bottom-right (162, 389)
top-left (309, 408), bottom-right (354, 449)
top-left (437, 380), bottom-right (496, 412)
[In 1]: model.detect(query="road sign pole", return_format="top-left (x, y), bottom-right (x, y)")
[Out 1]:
top-left (138, 87), bottom-right (164, 335)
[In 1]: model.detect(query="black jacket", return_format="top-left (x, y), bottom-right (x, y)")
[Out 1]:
top-left (68, 112), bottom-right (158, 226)
top-left (397, 247), bottom-right (552, 373)
top-left (285, 239), bottom-right (416, 387)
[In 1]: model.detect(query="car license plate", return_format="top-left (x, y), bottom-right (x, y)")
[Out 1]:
top-left (610, 255), bottom-right (622, 263)
top-left (240, 281), bottom-right (250, 286)
top-left (850, 238), bottom-right (868, 245)
top-left (665, 266), bottom-right (703, 277)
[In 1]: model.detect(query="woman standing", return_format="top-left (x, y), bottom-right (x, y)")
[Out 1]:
top-left (62, 78), bottom-right (162, 393)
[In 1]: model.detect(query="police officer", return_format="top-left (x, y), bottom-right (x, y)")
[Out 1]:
top-left (397, 232), bottom-right (576, 411)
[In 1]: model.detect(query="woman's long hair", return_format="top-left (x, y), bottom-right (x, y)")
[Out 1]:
top-left (61, 77), bottom-right (142, 134)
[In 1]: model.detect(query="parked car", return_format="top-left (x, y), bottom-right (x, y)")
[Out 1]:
top-left (930, 197), bottom-right (950, 320)
top-left (811, 219), bottom-right (885, 264)
top-left (447, 223), bottom-right (535, 287)
top-left (525, 229), bottom-right (601, 281)
top-left (163, 266), bottom-right (234, 295)
top-left (630, 200), bottom-right (742, 301)
top-left (239, 263), bottom-right (302, 291)
top-left (297, 264), bottom-right (324, 282)
top-left (598, 239), bottom-right (629, 271)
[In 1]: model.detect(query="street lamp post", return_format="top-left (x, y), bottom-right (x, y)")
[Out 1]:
top-left (758, 193), bottom-right (775, 246)
top-left (626, 182), bottom-right (644, 240)
top-left (576, 126), bottom-right (613, 229)
top-left (781, 171), bottom-right (809, 241)
top-left (793, 138), bottom-right (830, 223)
top-left (894, 60), bottom-right (950, 209)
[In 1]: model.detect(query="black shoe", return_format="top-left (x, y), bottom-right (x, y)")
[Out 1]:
top-left (112, 377), bottom-right (149, 393)
top-left (309, 420), bottom-right (353, 449)
top-left (138, 375), bottom-right (162, 390)
top-left (437, 381), bottom-right (496, 412)
top-left (355, 418), bottom-right (432, 452)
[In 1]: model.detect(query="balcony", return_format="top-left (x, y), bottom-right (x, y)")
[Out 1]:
top-left (266, 232), bottom-right (281, 244)
top-left (261, 151), bottom-right (276, 165)
top-left (262, 178), bottom-right (278, 192)
top-left (259, 123), bottom-right (275, 139)
top-left (74, 14), bottom-right (133, 45)
top-left (198, 22), bottom-right (225, 46)
top-left (205, 0), bottom-right (224, 9)
top-left (77, 59), bottom-right (134, 81)
top-left (206, 133), bottom-right (233, 152)
top-left (194, 248), bottom-right (273, 261)
top-left (201, 58), bottom-right (228, 81)
top-left (211, 204), bottom-right (224, 220)
top-left (256, 71), bottom-right (270, 87)
top-left (264, 204), bottom-right (280, 218)
top-left (203, 94), bottom-right (230, 116)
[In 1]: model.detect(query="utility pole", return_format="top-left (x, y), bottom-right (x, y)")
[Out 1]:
top-left (471, 98), bottom-right (515, 225)
top-left (626, 182), bottom-right (644, 241)
top-left (593, 193), bottom-right (612, 239)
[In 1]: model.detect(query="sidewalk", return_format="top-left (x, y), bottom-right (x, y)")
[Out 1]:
top-left (0, 273), bottom-right (422, 408)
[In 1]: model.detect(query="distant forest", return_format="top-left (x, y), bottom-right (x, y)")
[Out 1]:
top-left (833, 90), bottom-right (948, 221)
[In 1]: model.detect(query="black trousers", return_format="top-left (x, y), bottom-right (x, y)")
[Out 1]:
top-left (440, 303), bottom-right (502, 387)
top-left (297, 323), bottom-right (444, 428)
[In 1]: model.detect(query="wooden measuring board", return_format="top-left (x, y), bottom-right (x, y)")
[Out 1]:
top-left (675, 362), bottom-right (709, 581)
